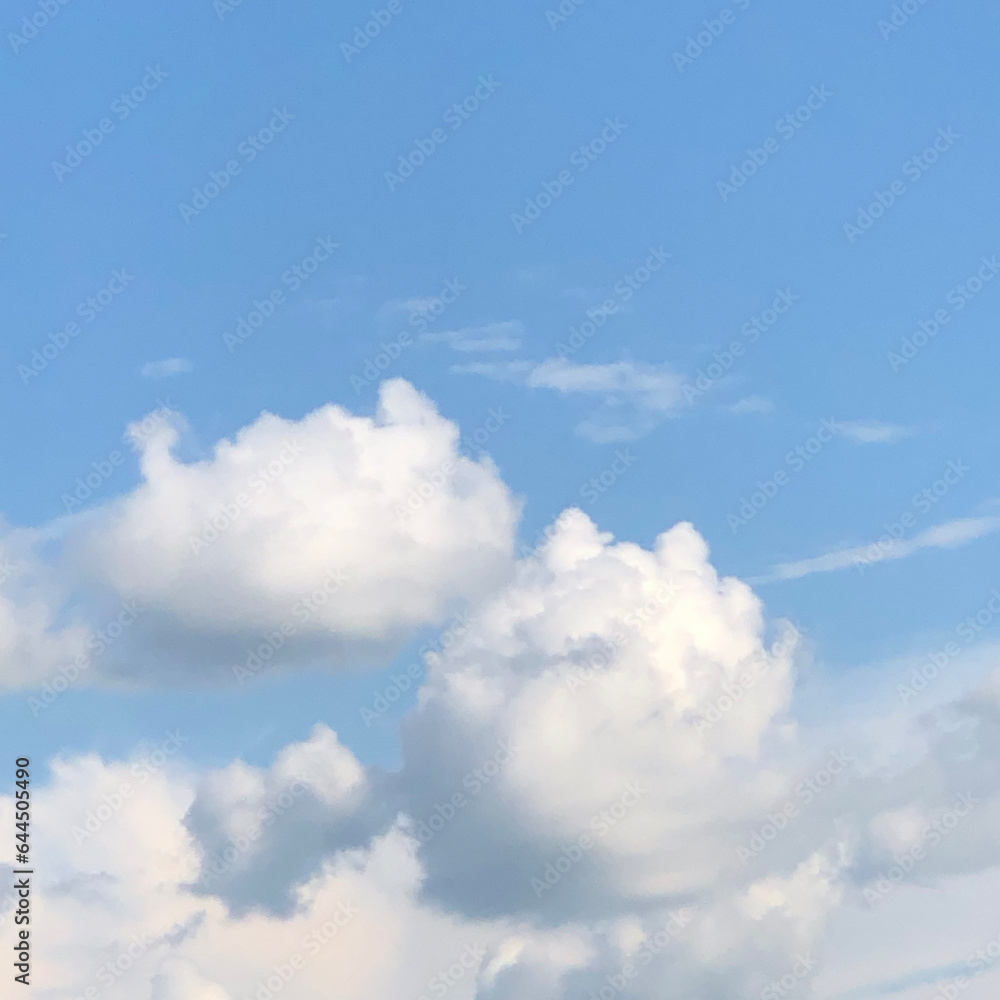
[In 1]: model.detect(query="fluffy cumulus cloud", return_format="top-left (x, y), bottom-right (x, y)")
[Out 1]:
top-left (0, 380), bottom-right (520, 690)
top-left (7, 393), bottom-right (1000, 999)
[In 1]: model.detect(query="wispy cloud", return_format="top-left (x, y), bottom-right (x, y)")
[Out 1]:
top-left (728, 395), bottom-right (774, 415)
top-left (836, 420), bottom-right (916, 445)
top-left (421, 321), bottom-right (523, 352)
top-left (754, 514), bottom-right (1000, 583)
top-left (452, 358), bottom-right (687, 441)
top-left (140, 358), bottom-right (192, 379)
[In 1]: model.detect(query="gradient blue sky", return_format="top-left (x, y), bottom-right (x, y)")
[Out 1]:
top-left (3, 0), bottom-right (1000, 775)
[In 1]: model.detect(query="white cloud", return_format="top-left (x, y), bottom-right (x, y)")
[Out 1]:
top-left (756, 514), bottom-right (1000, 583)
top-left (141, 358), bottom-right (193, 379)
top-left (421, 322), bottom-right (524, 352)
top-left (0, 380), bottom-right (519, 689)
top-left (453, 359), bottom-right (687, 441)
top-left (836, 420), bottom-right (915, 445)
top-left (728, 395), bottom-right (774, 415)
top-left (8, 506), bottom-right (1000, 998)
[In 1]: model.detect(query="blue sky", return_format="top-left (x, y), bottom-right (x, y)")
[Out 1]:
top-left (4, 0), bottom-right (1000, 768)
top-left (3, 3), bottom-right (1000, 997)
